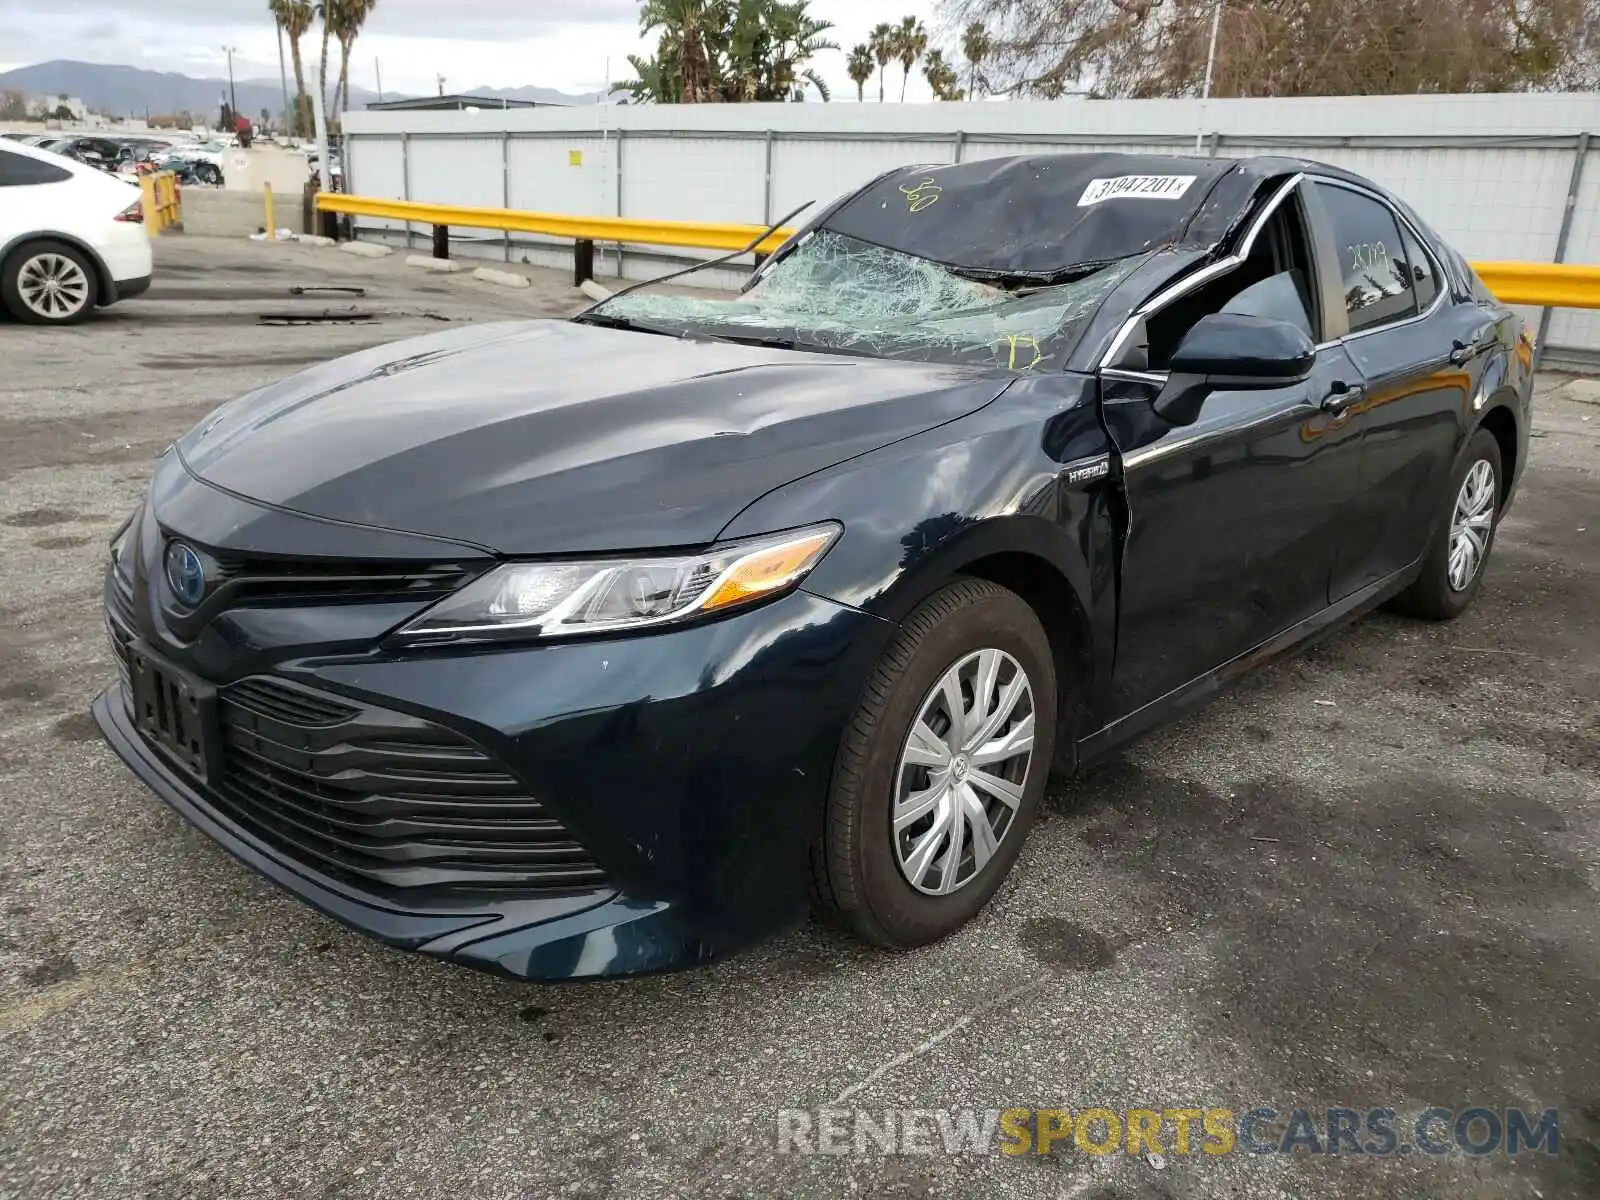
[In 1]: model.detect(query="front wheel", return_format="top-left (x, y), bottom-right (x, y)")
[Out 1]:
top-left (1391, 428), bottom-right (1503, 620)
top-left (812, 578), bottom-right (1057, 947)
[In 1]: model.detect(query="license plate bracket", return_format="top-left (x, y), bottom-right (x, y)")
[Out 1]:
top-left (129, 643), bottom-right (219, 784)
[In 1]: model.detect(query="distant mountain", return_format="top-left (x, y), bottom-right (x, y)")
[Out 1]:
top-left (0, 60), bottom-right (311, 119)
top-left (0, 60), bottom-right (610, 119)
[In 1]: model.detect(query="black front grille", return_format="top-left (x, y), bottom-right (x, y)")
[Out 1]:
top-left (204, 556), bottom-right (480, 609)
top-left (207, 677), bottom-right (608, 895)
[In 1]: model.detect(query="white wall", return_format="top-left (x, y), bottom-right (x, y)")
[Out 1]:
top-left (340, 93), bottom-right (1600, 361)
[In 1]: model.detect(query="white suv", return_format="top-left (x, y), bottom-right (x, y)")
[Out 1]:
top-left (0, 139), bottom-right (155, 324)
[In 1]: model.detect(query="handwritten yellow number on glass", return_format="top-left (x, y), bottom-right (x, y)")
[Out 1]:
top-left (1002, 335), bottom-right (1044, 371)
top-left (899, 178), bottom-right (942, 214)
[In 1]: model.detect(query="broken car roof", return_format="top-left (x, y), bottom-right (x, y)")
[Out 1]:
top-left (818, 152), bottom-right (1302, 281)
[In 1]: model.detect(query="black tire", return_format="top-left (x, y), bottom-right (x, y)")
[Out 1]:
top-left (197, 163), bottom-right (222, 186)
top-left (812, 578), bottom-right (1057, 947)
top-left (1391, 428), bottom-right (1504, 620)
top-left (1, 239), bottom-right (99, 325)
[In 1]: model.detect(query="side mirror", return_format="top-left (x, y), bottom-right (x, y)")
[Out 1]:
top-left (1153, 314), bottom-right (1317, 426)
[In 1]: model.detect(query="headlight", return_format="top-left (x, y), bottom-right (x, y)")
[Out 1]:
top-left (396, 523), bottom-right (841, 642)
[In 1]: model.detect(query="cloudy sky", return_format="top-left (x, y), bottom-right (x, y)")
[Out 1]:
top-left (1, 0), bottom-right (950, 100)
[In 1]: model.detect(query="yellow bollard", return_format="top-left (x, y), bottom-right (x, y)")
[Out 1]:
top-left (140, 174), bottom-right (160, 237)
top-left (264, 183), bottom-right (275, 238)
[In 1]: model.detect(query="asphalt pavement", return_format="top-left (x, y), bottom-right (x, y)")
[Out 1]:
top-left (0, 237), bottom-right (1596, 1199)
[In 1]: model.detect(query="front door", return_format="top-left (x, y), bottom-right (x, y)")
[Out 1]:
top-left (1100, 343), bottom-right (1366, 720)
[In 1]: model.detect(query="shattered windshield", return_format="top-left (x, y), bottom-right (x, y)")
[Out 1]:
top-left (584, 230), bottom-right (1141, 372)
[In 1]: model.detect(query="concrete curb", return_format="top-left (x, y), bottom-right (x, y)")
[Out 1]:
top-left (339, 241), bottom-right (393, 258)
top-left (406, 255), bottom-right (464, 273)
top-left (471, 267), bottom-right (532, 290)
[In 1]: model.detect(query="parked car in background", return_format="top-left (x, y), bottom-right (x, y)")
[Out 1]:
top-left (153, 140), bottom-right (226, 186)
top-left (92, 153), bottom-right (1530, 980)
top-left (0, 138), bottom-right (152, 323)
top-left (34, 135), bottom-right (130, 170)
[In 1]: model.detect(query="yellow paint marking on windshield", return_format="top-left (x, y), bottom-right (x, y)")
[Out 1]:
top-left (1002, 334), bottom-right (1044, 371)
top-left (899, 178), bottom-right (942, 214)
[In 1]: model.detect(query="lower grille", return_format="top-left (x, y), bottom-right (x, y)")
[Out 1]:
top-left (210, 677), bottom-right (608, 895)
top-left (102, 565), bottom-right (605, 897)
top-left (226, 678), bottom-right (356, 728)
top-left (106, 572), bottom-right (136, 697)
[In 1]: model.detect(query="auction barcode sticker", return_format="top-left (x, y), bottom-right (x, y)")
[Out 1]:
top-left (1078, 175), bottom-right (1198, 206)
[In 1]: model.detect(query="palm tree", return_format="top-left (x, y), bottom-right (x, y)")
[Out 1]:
top-left (893, 15), bottom-right (928, 101)
top-left (620, 52), bottom-right (683, 103)
top-left (640, 0), bottom-right (716, 102)
top-left (847, 43), bottom-right (874, 101)
top-left (868, 22), bottom-right (895, 101)
top-left (922, 48), bottom-right (961, 100)
top-left (327, 0), bottom-right (378, 118)
top-left (961, 21), bottom-right (991, 98)
top-left (760, 1), bottom-right (836, 100)
top-left (268, 0), bottom-right (313, 135)
top-left (313, 1), bottom-right (334, 117)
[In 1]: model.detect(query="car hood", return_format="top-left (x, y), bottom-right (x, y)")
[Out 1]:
top-left (178, 319), bottom-right (1011, 555)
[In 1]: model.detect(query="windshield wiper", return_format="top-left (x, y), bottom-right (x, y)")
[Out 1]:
top-left (693, 329), bottom-right (803, 351)
top-left (573, 311), bottom-right (688, 338)
top-left (579, 199), bottom-right (815, 319)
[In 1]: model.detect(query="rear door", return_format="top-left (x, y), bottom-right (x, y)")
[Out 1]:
top-left (1307, 178), bottom-right (1492, 598)
top-left (0, 145), bottom-right (78, 240)
top-left (1098, 178), bottom-right (1368, 720)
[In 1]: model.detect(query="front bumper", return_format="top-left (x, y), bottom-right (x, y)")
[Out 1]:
top-left (94, 587), bottom-right (893, 980)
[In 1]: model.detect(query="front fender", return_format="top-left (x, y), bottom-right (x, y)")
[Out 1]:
top-left (719, 372), bottom-right (1120, 746)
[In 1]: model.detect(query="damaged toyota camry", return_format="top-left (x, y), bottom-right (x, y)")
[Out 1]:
top-left (94, 153), bottom-right (1532, 980)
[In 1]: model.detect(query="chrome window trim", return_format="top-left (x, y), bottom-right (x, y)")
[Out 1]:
top-left (1096, 171), bottom-right (1452, 379)
top-left (1098, 173), bottom-right (1307, 371)
top-left (1101, 367), bottom-right (1168, 386)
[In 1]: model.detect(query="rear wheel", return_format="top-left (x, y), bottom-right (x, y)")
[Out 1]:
top-left (1, 240), bottom-right (98, 325)
top-left (1391, 428), bottom-right (1503, 620)
top-left (812, 578), bottom-right (1057, 947)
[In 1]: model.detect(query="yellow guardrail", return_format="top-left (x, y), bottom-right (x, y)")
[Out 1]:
top-left (1470, 262), bottom-right (1600, 309)
top-left (139, 171), bottom-right (182, 236)
top-left (315, 193), bottom-right (792, 257)
top-left (314, 192), bottom-right (1600, 309)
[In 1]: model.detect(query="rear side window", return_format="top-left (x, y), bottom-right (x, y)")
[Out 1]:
top-left (1313, 181), bottom-right (1417, 333)
top-left (1398, 223), bottom-right (1440, 311)
top-left (0, 148), bottom-right (73, 187)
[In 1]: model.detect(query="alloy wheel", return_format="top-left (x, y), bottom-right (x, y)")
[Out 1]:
top-left (893, 648), bottom-right (1036, 896)
top-left (1447, 459), bottom-right (1496, 592)
top-left (17, 253), bottom-right (91, 321)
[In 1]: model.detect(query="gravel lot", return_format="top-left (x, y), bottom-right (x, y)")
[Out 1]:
top-left (1, 236), bottom-right (1597, 1200)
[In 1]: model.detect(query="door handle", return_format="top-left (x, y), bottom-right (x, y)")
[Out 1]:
top-left (1322, 381), bottom-right (1365, 415)
top-left (1450, 335), bottom-right (1491, 366)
